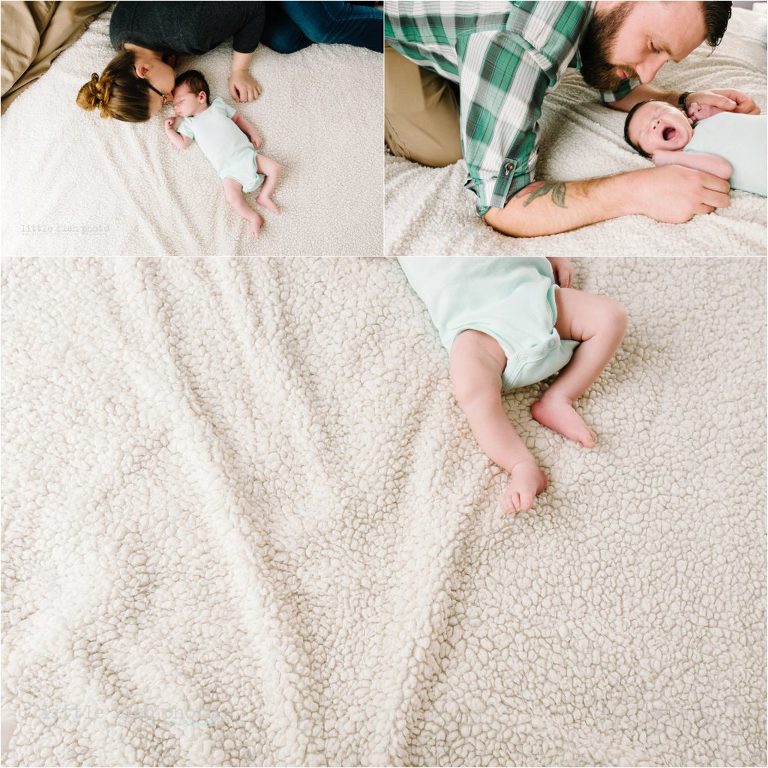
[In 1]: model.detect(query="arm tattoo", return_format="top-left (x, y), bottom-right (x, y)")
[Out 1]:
top-left (521, 181), bottom-right (567, 208)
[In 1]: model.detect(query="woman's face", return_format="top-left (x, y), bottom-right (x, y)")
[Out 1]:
top-left (135, 58), bottom-right (176, 117)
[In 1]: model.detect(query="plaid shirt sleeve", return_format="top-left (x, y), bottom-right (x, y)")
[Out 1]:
top-left (457, 2), bottom-right (599, 217)
top-left (458, 29), bottom-right (554, 217)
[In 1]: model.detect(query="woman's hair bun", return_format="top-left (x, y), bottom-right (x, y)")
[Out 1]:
top-left (76, 72), bottom-right (110, 116)
top-left (75, 49), bottom-right (150, 122)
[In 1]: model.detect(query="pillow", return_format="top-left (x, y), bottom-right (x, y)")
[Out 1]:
top-left (1, 1), bottom-right (111, 112)
top-left (1, 1), bottom-right (55, 95)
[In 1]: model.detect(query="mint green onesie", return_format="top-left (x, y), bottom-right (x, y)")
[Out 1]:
top-left (685, 113), bottom-right (766, 196)
top-left (398, 257), bottom-right (578, 392)
top-left (177, 97), bottom-right (264, 193)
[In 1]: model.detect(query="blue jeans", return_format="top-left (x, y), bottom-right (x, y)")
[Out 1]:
top-left (262, 1), bottom-right (383, 54)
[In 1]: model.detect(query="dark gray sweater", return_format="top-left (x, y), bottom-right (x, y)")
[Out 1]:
top-left (110, 2), bottom-right (266, 54)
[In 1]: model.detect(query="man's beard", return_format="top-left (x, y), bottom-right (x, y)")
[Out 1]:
top-left (579, 2), bottom-right (638, 91)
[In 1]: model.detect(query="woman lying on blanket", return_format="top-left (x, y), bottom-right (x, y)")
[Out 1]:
top-left (76, 1), bottom-right (383, 122)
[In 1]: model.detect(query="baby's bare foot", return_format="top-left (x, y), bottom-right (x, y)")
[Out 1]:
top-left (531, 395), bottom-right (597, 448)
top-left (501, 461), bottom-right (548, 514)
top-left (250, 213), bottom-right (264, 237)
top-left (256, 193), bottom-right (280, 214)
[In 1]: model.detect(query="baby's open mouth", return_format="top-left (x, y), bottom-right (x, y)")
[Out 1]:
top-left (662, 126), bottom-right (676, 141)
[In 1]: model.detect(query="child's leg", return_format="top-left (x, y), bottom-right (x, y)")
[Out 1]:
top-left (531, 288), bottom-right (628, 447)
top-left (450, 330), bottom-right (547, 514)
top-left (223, 178), bottom-right (263, 237)
top-left (255, 154), bottom-right (281, 214)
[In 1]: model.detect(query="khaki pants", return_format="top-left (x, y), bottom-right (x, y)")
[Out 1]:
top-left (384, 44), bottom-right (463, 167)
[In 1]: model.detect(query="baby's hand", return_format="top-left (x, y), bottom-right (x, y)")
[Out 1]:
top-left (164, 118), bottom-right (177, 132)
top-left (547, 257), bottom-right (574, 288)
top-left (687, 102), bottom-right (723, 121)
top-left (250, 132), bottom-right (262, 149)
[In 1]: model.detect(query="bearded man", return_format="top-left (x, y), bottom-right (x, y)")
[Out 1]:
top-left (384, 1), bottom-right (761, 237)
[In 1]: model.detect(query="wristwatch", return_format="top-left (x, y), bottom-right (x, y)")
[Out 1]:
top-left (678, 91), bottom-right (691, 110)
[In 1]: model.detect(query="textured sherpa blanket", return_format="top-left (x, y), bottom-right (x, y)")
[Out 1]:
top-left (0, 10), bottom-right (382, 257)
top-left (2, 256), bottom-right (765, 766)
top-left (385, 6), bottom-right (767, 259)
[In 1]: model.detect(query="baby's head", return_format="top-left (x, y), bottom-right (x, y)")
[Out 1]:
top-left (624, 100), bottom-right (695, 158)
top-left (172, 70), bottom-right (210, 117)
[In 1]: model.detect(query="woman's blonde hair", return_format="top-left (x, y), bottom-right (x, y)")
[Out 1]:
top-left (76, 49), bottom-right (152, 122)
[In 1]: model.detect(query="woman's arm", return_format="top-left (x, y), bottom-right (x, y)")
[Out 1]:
top-left (652, 150), bottom-right (732, 180)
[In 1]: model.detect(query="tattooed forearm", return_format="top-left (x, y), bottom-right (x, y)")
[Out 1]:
top-left (520, 181), bottom-right (567, 208)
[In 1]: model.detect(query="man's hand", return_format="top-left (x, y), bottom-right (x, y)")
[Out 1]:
top-left (633, 165), bottom-right (731, 223)
top-left (547, 257), bottom-right (574, 288)
top-left (229, 69), bottom-right (262, 103)
top-left (609, 85), bottom-right (761, 115)
top-left (686, 88), bottom-right (761, 116)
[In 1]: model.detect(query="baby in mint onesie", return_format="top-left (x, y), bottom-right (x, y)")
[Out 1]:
top-left (624, 99), bottom-right (766, 196)
top-left (165, 70), bottom-right (281, 237)
top-left (400, 257), bottom-right (628, 516)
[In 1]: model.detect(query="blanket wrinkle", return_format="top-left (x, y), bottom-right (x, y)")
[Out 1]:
top-left (2, 257), bottom-right (765, 765)
top-left (379, 501), bottom-right (476, 764)
top-left (119, 265), bottom-right (368, 762)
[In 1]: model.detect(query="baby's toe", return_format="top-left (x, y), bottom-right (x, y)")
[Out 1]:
top-left (504, 491), bottom-right (520, 514)
top-left (583, 429), bottom-right (597, 448)
top-left (519, 492), bottom-right (534, 512)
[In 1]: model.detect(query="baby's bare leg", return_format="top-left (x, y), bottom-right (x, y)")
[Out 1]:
top-left (223, 178), bottom-right (263, 237)
top-left (450, 330), bottom-right (547, 514)
top-left (254, 154), bottom-right (281, 214)
top-left (531, 288), bottom-right (627, 447)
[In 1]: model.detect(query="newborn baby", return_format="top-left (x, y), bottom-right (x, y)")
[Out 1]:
top-left (165, 70), bottom-right (281, 237)
top-left (399, 257), bottom-right (627, 514)
top-left (624, 100), bottom-right (766, 196)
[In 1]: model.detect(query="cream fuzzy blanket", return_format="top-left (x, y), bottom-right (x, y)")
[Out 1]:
top-left (1, 11), bottom-right (382, 257)
top-left (386, 6), bottom-right (767, 259)
top-left (2, 256), bottom-right (765, 766)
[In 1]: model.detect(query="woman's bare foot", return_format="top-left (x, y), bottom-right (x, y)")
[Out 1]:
top-left (501, 461), bottom-right (548, 514)
top-left (531, 395), bottom-right (597, 448)
top-left (249, 212), bottom-right (264, 237)
top-left (256, 193), bottom-right (280, 215)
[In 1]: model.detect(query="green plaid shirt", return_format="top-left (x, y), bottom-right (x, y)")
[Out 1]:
top-left (385, 1), bottom-right (636, 215)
